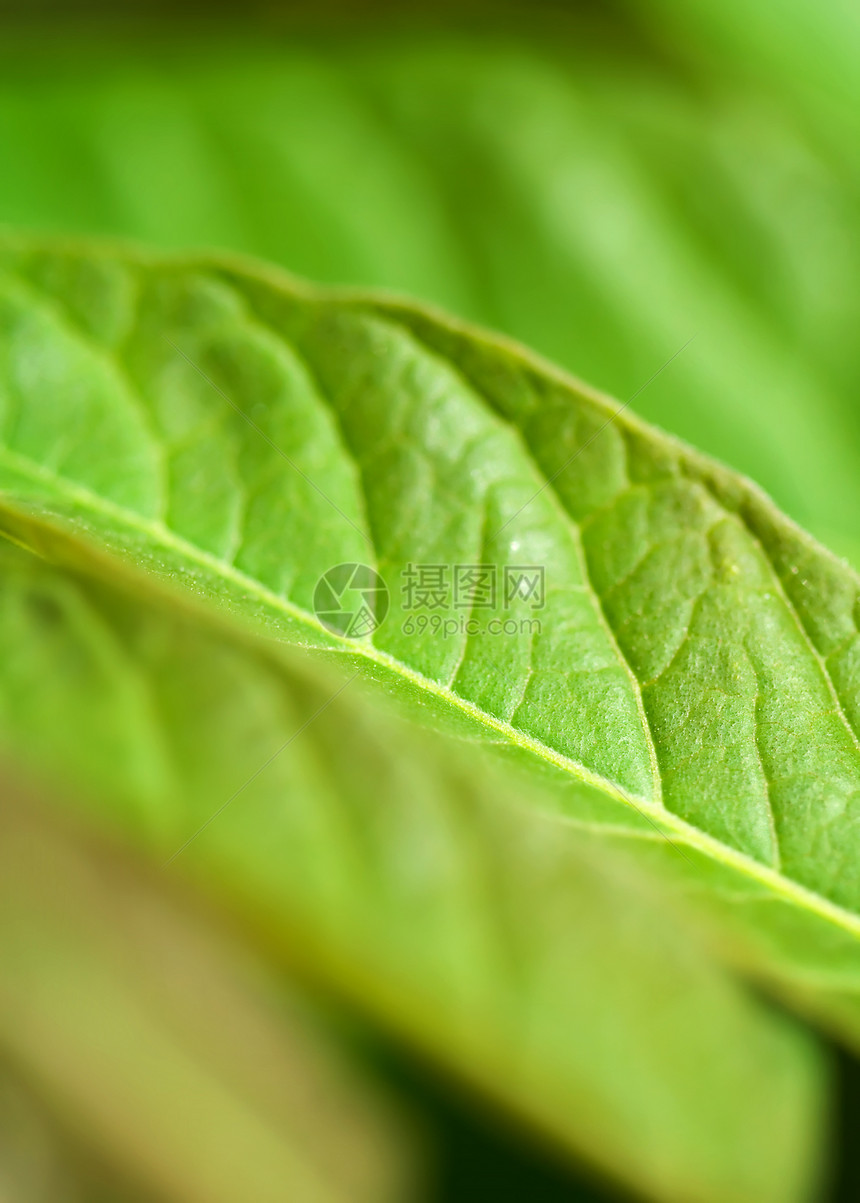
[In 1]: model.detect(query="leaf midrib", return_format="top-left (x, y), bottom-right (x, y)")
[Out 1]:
top-left (227, 293), bottom-right (665, 807)
top-left (383, 304), bottom-right (860, 796)
top-left (13, 247), bottom-right (859, 819)
top-left (4, 441), bottom-right (860, 946)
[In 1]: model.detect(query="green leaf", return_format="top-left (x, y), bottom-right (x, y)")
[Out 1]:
top-left (0, 232), bottom-right (851, 1196)
top-left (0, 232), bottom-right (858, 1002)
top-left (0, 538), bottom-right (826, 1203)
top-left (2, 234), bottom-right (860, 998)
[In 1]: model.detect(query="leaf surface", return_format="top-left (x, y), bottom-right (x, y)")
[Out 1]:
top-left (2, 239), bottom-right (860, 951)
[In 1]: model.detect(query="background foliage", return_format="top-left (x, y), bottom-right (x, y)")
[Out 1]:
top-left (1, 2), bottom-right (859, 1199)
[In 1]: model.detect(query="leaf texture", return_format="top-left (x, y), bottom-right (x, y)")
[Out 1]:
top-left (0, 240), bottom-right (858, 867)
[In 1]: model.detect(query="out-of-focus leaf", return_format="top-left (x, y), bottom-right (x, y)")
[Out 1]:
top-left (0, 538), bottom-right (827, 1203)
top-left (617, 0), bottom-right (860, 139)
top-left (0, 1066), bottom-right (148, 1203)
top-left (0, 777), bottom-right (411, 1203)
top-left (0, 31), bottom-right (857, 554)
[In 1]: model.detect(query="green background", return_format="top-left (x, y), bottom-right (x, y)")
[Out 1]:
top-left (1, 2), bottom-right (858, 1198)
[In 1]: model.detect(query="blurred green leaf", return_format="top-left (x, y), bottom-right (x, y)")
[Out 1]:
top-left (0, 28), bottom-right (857, 555)
top-left (0, 776), bottom-right (411, 1203)
top-left (0, 537), bottom-right (827, 1203)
